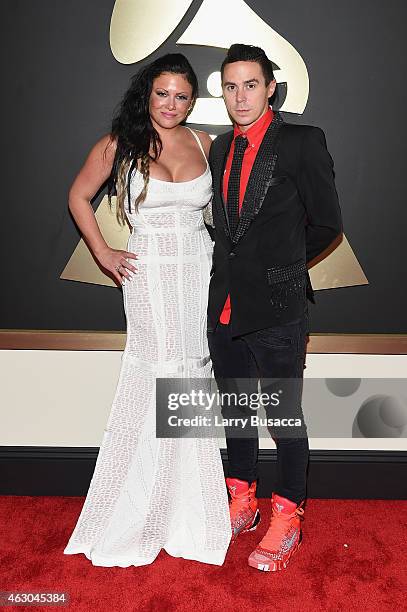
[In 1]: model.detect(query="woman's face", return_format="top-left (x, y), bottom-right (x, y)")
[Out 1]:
top-left (149, 72), bottom-right (194, 130)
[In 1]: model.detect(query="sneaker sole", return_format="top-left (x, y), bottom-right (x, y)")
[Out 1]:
top-left (248, 540), bottom-right (302, 572)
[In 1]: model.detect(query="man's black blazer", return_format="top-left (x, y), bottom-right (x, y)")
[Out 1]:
top-left (207, 112), bottom-right (343, 338)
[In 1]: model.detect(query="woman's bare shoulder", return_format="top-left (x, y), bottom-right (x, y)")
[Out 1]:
top-left (96, 133), bottom-right (117, 162)
top-left (70, 134), bottom-right (118, 196)
top-left (79, 134), bottom-right (118, 175)
top-left (189, 128), bottom-right (213, 158)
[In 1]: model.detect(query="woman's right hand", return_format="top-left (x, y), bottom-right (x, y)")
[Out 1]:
top-left (96, 246), bottom-right (138, 285)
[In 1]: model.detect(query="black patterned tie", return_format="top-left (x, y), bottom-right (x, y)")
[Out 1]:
top-left (227, 134), bottom-right (248, 237)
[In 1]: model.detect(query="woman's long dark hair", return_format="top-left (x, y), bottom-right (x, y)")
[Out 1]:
top-left (106, 53), bottom-right (199, 225)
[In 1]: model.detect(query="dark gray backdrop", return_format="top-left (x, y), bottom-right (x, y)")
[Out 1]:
top-left (1, 0), bottom-right (406, 333)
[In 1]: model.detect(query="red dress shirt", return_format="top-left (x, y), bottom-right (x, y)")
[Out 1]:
top-left (219, 108), bottom-right (274, 324)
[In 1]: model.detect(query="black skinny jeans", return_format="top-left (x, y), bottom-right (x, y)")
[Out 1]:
top-left (207, 313), bottom-right (309, 505)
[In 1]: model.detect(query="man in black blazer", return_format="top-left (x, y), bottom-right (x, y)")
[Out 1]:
top-left (207, 44), bottom-right (342, 572)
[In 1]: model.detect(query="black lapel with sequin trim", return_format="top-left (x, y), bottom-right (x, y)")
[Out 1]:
top-left (211, 131), bottom-right (234, 240)
top-left (231, 111), bottom-right (285, 246)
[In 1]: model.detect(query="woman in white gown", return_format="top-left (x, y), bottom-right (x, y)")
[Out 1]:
top-left (63, 54), bottom-right (231, 567)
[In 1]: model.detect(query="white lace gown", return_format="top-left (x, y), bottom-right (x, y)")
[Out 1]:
top-left (63, 129), bottom-right (231, 567)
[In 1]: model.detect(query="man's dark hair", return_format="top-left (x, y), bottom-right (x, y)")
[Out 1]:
top-left (220, 44), bottom-right (275, 85)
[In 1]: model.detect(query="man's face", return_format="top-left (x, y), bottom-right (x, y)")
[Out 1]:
top-left (222, 60), bottom-right (276, 131)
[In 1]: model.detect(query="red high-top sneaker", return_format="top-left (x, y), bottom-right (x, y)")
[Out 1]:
top-left (248, 492), bottom-right (304, 571)
top-left (225, 477), bottom-right (260, 541)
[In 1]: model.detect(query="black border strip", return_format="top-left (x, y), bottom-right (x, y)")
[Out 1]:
top-left (0, 447), bottom-right (406, 499)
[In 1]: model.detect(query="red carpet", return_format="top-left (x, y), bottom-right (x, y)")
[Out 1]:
top-left (1, 496), bottom-right (406, 612)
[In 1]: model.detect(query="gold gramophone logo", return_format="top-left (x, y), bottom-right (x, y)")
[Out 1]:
top-left (110, 0), bottom-right (309, 118)
top-left (61, 0), bottom-right (368, 291)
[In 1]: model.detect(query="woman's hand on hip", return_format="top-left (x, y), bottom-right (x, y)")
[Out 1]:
top-left (96, 247), bottom-right (138, 285)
